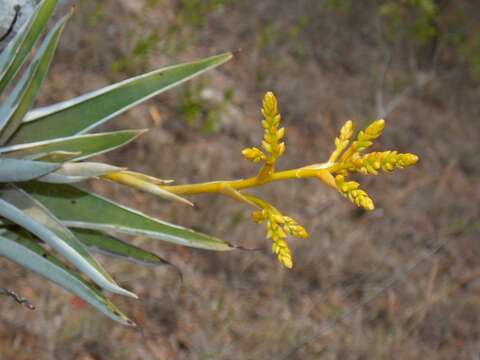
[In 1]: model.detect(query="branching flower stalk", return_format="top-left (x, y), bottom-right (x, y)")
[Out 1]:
top-left (106, 92), bottom-right (419, 269)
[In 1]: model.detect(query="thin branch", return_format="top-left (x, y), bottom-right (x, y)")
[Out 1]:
top-left (375, 16), bottom-right (393, 118)
top-left (374, 15), bottom-right (435, 119)
top-left (380, 72), bottom-right (434, 118)
top-left (0, 287), bottom-right (35, 310)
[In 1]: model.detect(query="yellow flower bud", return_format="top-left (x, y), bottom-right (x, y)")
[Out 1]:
top-left (262, 91), bottom-right (278, 117)
top-left (398, 153), bottom-right (419, 167)
top-left (364, 119), bottom-right (385, 140)
top-left (242, 147), bottom-right (266, 163)
top-left (328, 120), bottom-right (354, 162)
top-left (280, 253), bottom-right (293, 269)
top-left (251, 210), bottom-right (266, 223)
top-left (340, 120), bottom-right (354, 141)
top-left (261, 141), bottom-right (273, 153)
top-left (276, 127), bottom-right (285, 140)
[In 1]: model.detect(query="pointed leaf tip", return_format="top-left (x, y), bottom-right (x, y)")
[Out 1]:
top-left (12, 53), bottom-right (233, 143)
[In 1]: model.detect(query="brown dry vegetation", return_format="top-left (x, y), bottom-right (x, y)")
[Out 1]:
top-left (0, 0), bottom-right (479, 359)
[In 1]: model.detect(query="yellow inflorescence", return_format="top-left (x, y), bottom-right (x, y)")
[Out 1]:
top-left (157, 92), bottom-right (419, 269)
top-left (242, 92), bottom-right (285, 171)
top-left (261, 92), bottom-right (286, 162)
top-left (326, 118), bottom-right (418, 211)
top-left (342, 151), bottom-right (419, 175)
top-left (252, 207), bottom-right (308, 269)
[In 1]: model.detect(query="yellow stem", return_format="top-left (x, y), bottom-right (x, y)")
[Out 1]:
top-left (158, 164), bottom-right (337, 196)
top-left (242, 193), bottom-right (274, 210)
top-left (257, 162), bottom-right (274, 182)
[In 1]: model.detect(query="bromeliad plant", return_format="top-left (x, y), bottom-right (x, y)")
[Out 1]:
top-left (0, 0), bottom-right (418, 326)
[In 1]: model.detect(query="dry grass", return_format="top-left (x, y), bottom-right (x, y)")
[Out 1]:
top-left (0, 0), bottom-right (479, 359)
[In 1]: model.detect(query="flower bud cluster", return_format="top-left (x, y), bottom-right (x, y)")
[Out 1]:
top-left (343, 151), bottom-right (419, 175)
top-left (252, 207), bottom-right (308, 268)
top-left (242, 92), bottom-right (285, 166)
top-left (222, 93), bottom-right (418, 269)
top-left (334, 175), bottom-right (375, 211)
top-left (327, 119), bottom-right (418, 211)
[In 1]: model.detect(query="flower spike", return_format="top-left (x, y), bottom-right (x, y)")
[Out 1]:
top-left (243, 92), bottom-right (286, 181)
top-left (156, 93), bottom-right (419, 268)
top-left (252, 205), bottom-right (307, 269)
top-left (340, 151), bottom-right (419, 175)
top-left (335, 175), bottom-right (375, 211)
top-left (260, 92), bottom-right (286, 163)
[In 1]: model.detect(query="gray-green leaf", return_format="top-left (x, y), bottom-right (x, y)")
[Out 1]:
top-left (0, 0), bottom-right (57, 95)
top-left (0, 158), bottom-right (59, 182)
top-left (0, 228), bottom-right (135, 326)
top-left (0, 185), bottom-right (137, 298)
top-left (0, 130), bottom-right (146, 161)
top-left (0, 9), bottom-right (70, 144)
top-left (10, 53), bottom-right (232, 144)
top-left (21, 182), bottom-right (234, 251)
top-left (72, 229), bottom-right (171, 267)
top-left (38, 162), bottom-right (123, 183)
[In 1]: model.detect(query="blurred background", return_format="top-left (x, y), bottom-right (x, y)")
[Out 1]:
top-left (0, 0), bottom-right (479, 359)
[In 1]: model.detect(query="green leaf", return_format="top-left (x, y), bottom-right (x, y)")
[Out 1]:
top-left (72, 229), bottom-right (170, 267)
top-left (0, 11), bottom-right (71, 145)
top-left (0, 0), bottom-right (57, 95)
top-left (0, 129), bottom-right (146, 161)
top-left (39, 162), bottom-right (123, 183)
top-left (0, 186), bottom-right (137, 298)
top-left (20, 182), bottom-right (234, 251)
top-left (0, 158), bottom-right (59, 182)
top-left (10, 52), bottom-right (233, 144)
top-left (3, 129), bottom-right (143, 161)
top-left (31, 151), bottom-right (82, 162)
top-left (0, 229), bottom-right (135, 326)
